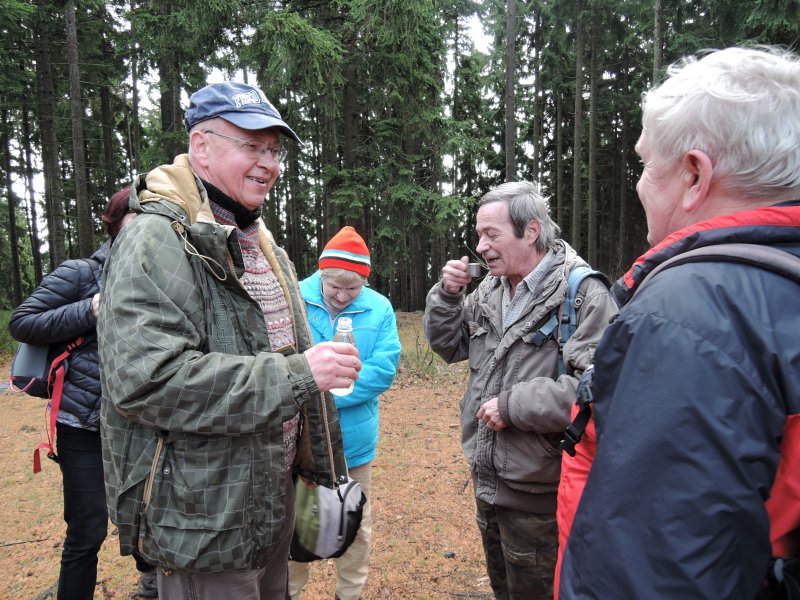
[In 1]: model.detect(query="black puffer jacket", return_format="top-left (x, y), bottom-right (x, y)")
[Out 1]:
top-left (9, 242), bottom-right (107, 428)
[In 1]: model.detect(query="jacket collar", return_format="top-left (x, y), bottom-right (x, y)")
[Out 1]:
top-left (613, 200), bottom-right (800, 306)
top-left (473, 239), bottom-right (584, 333)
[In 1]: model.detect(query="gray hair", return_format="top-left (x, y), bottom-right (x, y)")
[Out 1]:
top-left (642, 46), bottom-right (800, 198)
top-left (319, 268), bottom-right (368, 286)
top-left (478, 181), bottom-right (560, 253)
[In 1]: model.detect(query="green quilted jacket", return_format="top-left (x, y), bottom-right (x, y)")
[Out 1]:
top-left (98, 154), bottom-right (347, 573)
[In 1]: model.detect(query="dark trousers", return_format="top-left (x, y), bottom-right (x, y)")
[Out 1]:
top-left (55, 422), bottom-right (108, 600)
top-left (475, 496), bottom-right (558, 600)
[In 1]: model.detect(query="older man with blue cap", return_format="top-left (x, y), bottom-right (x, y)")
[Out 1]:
top-left (98, 81), bottom-right (360, 600)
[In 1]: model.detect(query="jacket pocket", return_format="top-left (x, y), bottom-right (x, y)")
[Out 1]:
top-left (142, 437), bottom-right (255, 572)
top-left (494, 430), bottom-right (562, 489)
top-left (468, 324), bottom-right (489, 372)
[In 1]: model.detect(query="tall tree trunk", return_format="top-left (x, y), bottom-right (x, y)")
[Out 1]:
top-left (286, 92), bottom-right (303, 267)
top-left (342, 60), bottom-right (359, 232)
top-left (451, 16), bottom-right (461, 193)
top-left (555, 93), bottom-right (564, 225)
top-left (653, 0), bottom-right (663, 82)
top-left (321, 73), bottom-right (338, 244)
top-left (2, 110), bottom-right (23, 307)
top-left (587, 22), bottom-right (598, 264)
top-left (129, 0), bottom-right (141, 176)
top-left (504, 0), bottom-right (517, 181)
top-left (158, 53), bottom-right (182, 158)
top-left (618, 103), bottom-right (630, 273)
top-left (66, 0), bottom-right (93, 257)
top-left (101, 84), bottom-right (115, 201)
top-left (287, 156), bottom-right (302, 266)
top-left (531, 11), bottom-right (543, 182)
top-left (158, 0), bottom-right (182, 159)
top-left (22, 107), bottom-right (44, 284)
top-left (571, 0), bottom-right (585, 251)
top-left (35, 0), bottom-right (66, 269)
top-left (264, 186), bottom-right (279, 236)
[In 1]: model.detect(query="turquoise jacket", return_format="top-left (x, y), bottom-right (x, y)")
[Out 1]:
top-left (300, 270), bottom-right (401, 468)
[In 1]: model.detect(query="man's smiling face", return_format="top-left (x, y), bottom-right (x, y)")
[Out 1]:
top-left (201, 121), bottom-right (282, 210)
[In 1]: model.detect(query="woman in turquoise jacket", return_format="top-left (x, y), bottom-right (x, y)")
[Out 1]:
top-left (290, 226), bottom-right (401, 600)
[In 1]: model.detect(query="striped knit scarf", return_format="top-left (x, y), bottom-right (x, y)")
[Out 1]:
top-left (208, 199), bottom-right (295, 352)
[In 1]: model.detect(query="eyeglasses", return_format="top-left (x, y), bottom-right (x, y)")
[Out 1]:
top-left (203, 130), bottom-right (289, 163)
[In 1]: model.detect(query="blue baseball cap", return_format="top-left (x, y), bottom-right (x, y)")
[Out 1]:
top-left (184, 81), bottom-right (301, 143)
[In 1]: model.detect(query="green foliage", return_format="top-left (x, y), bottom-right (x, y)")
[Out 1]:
top-left (0, 0), bottom-right (34, 32)
top-left (0, 309), bottom-right (16, 356)
top-left (253, 11), bottom-right (346, 91)
top-left (746, 0), bottom-right (800, 46)
top-left (4, 0), bottom-right (799, 310)
top-left (398, 329), bottom-right (446, 380)
top-left (140, 117), bottom-right (187, 169)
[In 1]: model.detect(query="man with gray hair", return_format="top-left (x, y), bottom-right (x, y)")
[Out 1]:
top-left (99, 81), bottom-right (360, 599)
top-left (558, 46), bottom-right (800, 598)
top-left (423, 181), bottom-right (616, 599)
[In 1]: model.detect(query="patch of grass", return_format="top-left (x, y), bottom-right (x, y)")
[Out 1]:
top-left (394, 311), bottom-right (470, 384)
top-left (400, 331), bottom-right (445, 379)
top-left (0, 310), bottom-right (17, 357)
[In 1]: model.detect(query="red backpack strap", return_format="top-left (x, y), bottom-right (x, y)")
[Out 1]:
top-left (33, 337), bottom-right (84, 474)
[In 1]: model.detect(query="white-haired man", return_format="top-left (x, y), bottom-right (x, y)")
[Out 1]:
top-left (99, 82), bottom-right (360, 600)
top-left (558, 47), bottom-right (800, 598)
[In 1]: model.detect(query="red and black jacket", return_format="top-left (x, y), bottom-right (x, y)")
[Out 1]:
top-left (558, 201), bottom-right (800, 599)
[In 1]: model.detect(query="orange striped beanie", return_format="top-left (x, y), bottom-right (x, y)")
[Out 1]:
top-left (318, 226), bottom-right (371, 277)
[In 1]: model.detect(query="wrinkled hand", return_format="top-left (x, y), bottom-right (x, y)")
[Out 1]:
top-left (91, 293), bottom-right (101, 318)
top-left (441, 256), bottom-right (473, 294)
top-left (477, 397), bottom-right (508, 432)
top-left (304, 341), bottom-right (361, 393)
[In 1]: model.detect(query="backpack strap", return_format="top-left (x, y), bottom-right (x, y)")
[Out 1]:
top-left (552, 267), bottom-right (611, 454)
top-left (635, 243), bottom-right (800, 298)
top-left (558, 243), bottom-right (800, 457)
top-left (33, 336), bottom-right (84, 474)
top-left (556, 266), bottom-right (610, 376)
top-left (527, 265), bottom-right (609, 375)
top-left (560, 366), bottom-right (596, 456)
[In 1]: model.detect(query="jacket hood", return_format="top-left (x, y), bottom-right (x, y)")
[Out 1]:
top-left (133, 154), bottom-right (219, 227)
top-left (612, 201), bottom-right (800, 306)
top-left (133, 154), bottom-right (278, 246)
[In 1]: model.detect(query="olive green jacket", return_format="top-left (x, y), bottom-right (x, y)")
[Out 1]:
top-left (98, 154), bottom-right (346, 573)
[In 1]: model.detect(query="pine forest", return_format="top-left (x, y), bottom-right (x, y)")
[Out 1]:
top-left (1, 0), bottom-right (798, 310)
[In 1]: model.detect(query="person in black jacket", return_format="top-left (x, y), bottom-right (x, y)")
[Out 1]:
top-left (8, 187), bottom-right (155, 600)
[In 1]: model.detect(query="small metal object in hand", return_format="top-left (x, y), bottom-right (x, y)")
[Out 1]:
top-left (467, 262), bottom-right (483, 277)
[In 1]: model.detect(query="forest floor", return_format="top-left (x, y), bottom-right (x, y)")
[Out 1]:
top-left (0, 312), bottom-right (494, 600)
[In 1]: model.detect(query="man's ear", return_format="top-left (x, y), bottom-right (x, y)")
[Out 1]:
top-left (525, 219), bottom-right (541, 244)
top-left (189, 130), bottom-right (211, 167)
top-left (682, 150), bottom-right (713, 212)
